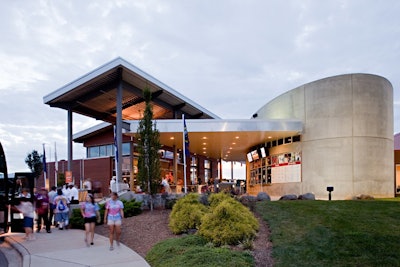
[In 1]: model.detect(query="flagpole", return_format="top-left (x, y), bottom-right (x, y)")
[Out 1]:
top-left (182, 115), bottom-right (187, 194)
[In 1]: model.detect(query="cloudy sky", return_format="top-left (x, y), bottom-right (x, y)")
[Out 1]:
top-left (1, 0), bottom-right (399, 177)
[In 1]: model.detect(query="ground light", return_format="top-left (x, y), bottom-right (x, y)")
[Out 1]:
top-left (327, 186), bottom-right (334, 200)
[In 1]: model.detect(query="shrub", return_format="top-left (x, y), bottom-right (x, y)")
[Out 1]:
top-left (199, 198), bottom-right (259, 246)
top-left (165, 198), bottom-right (177, 209)
top-left (146, 235), bottom-right (254, 267)
top-left (97, 203), bottom-right (105, 225)
top-left (208, 192), bottom-right (232, 208)
top-left (199, 193), bottom-right (210, 206)
top-left (69, 208), bottom-right (84, 229)
top-left (169, 193), bottom-right (208, 234)
top-left (121, 199), bottom-right (142, 217)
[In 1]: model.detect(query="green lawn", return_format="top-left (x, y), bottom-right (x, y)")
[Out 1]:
top-left (146, 235), bottom-right (254, 267)
top-left (256, 199), bottom-right (400, 267)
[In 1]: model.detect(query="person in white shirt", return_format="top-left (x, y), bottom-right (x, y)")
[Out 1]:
top-left (48, 186), bottom-right (57, 225)
top-left (62, 184), bottom-right (71, 203)
top-left (69, 184), bottom-right (79, 204)
top-left (109, 177), bottom-right (117, 193)
top-left (161, 176), bottom-right (171, 194)
top-left (83, 178), bottom-right (92, 193)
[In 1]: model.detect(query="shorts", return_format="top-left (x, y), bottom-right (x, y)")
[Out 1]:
top-left (107, 219), bottom-right (122, 226)
top-left (84, 216), bottom-right (97, 224)
top-left (55, 212), bottom-right (69, 222)
top-left (23, 217), bottom-right (34, 228)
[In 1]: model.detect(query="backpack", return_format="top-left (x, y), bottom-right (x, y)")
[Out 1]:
top-left (57, 198), bottom-right (66, 211)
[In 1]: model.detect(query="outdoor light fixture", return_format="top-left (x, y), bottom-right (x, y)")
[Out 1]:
top-left (327, 186), bottom-right (334, 200)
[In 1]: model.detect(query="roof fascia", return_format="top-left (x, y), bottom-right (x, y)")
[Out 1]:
top-left (43, 57), bottom-right (221, 119)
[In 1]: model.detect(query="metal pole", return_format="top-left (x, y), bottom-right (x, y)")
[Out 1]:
top-left (116, 67), bottom-right (123, 193)
top-left (182, 115), bottom-right (187, 193)
top-left (67, 109), bottom-right (73, 172)
top-left (54, 142), bottom-right (58, 187)
top-left (43, 143), bottom-right (47, 188)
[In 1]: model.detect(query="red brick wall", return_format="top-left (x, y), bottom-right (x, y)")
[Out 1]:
top-left (37, 157), bottom-right (113, 197)
top-left (83, 130), bottom-right (131, 147)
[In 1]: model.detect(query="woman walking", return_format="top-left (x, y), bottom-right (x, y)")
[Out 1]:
top-left (15, 189), bottom-right (35, 240)
top-left (104, 192), bottom-right (124, 251)
top-left (81, 194), bottom-right (100, 246)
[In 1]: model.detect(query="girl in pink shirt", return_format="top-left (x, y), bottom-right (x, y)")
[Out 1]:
top-left (81, 194), bottom-right (100, 246)
top-left (104, 192), bottom-right (124, 250)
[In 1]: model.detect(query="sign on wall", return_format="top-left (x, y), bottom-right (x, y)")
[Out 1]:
top-left (270, 152), bottom-right (301, 183)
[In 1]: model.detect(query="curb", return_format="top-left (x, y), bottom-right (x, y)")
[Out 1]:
top-left (4, 235), bottom-right (30, 267)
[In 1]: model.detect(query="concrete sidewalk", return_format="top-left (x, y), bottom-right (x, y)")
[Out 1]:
top-left (4, 227), bottom-right (150, 267)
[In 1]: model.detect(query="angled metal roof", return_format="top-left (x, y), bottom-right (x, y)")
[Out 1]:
top-left (43, 57), bottom-right (220, 122)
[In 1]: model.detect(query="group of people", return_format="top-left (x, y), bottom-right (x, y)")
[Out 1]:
top-left (11, 184), bottom-right (125, 251)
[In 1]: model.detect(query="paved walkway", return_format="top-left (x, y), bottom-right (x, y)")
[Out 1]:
top-left (4, 227), bottom-right (150, 267)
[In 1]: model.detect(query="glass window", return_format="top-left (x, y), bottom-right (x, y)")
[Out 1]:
top-left (122, 143), bottom-right (130, 156)
top-left (204, 160), bottom-right (210, 169)
top-left (107, 145), bottom-right (114, 156)
top-left (99, 145), bottom-right (107, 157)
top-left (204, 169), bottom-right (210, 183)
top-left (191, 156), bottom-right (197, 166)
top-left (88, 146), bottom-right (99, 158)
top-left (190, 167), bottom-right (197, 185)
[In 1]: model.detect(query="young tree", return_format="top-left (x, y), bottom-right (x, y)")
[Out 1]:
top-left (25, 150), bottom-right (43, 178)
top-left (137, 87), bottom-right (161, 200)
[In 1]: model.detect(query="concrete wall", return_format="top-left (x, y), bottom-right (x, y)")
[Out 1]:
top-left (253, 74), bottom-right (394, 199)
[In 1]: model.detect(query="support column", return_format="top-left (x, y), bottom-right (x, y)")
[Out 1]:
top-left (231, 161), bottom-right (234, 182)
top-left (116, 68), bottom-right (123, 190)
top-left (219, 158), bottom-right (223, 181)
top-left (130, 136), bottom-right (134, 191)
top-left (173, 145), bottom-right (178, 184)
top-left (67, 109), bottom-right (73, 171)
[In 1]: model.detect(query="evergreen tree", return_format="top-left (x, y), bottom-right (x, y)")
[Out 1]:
top-left (137, 87), bottom-right (161, 197)
top-left (25, 150), bottom-right (43, 178)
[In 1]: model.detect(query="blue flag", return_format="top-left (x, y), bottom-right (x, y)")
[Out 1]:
top-left (184, 118), bottom-right (190, 157)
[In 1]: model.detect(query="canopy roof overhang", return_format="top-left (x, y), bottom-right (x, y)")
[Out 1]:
top-left (128, 119), bottom-right (303, 162)
top-left (43, 57), bottom-right (220, 122)
top-left (45, 57), bottom-right (303, 164)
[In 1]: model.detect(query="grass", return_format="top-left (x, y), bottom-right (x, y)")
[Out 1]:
top-left (146, 235), bottom-right (254, 267)
top-left (256, 199), bottom-right (400, 267)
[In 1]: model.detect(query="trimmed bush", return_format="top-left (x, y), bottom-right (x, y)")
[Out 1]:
top-left (199, 198), bottom-right (259, 246)
top-left (165, 198), bottom-right (177, 209)
top-left (146, 235), bottom-right (254, 267)
top-left (169, 193), bottom-right (208, 234)
top-left (70, 208), bottom-right (85, 229)
top-left (121, 199), bottom-right (142, 217)
top-left (97, 203), bottom-right (105, 224)
top-left (208, 192), bottom-right (232, 208)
